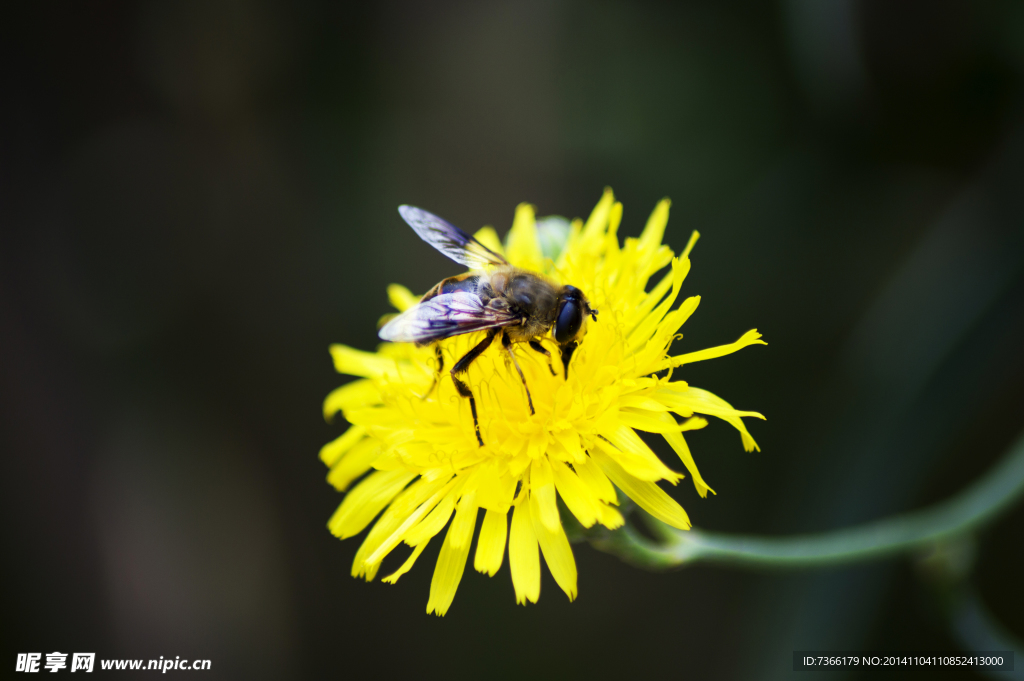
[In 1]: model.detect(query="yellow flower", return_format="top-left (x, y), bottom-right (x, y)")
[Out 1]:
top-left (321, 189), bottom-right (765, 615)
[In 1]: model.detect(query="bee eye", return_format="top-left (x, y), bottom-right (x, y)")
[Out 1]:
top-left (555, 300), bottom-right (583, 344)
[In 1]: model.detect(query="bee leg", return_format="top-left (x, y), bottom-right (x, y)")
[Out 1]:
top-left (420, 345), bottom-right (444, 399)
top-left (559, 341), bottom-right (578, 380)
top-left (504, 333), bottom-right (535, 415)
top-left (451, 328), bottom-right (498, 447)
top-left (529, 340), bottom-right (557, 377)
top-left (451, 375), bottom-right (483, 447)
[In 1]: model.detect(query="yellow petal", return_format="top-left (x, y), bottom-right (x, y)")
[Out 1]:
top-left (596, 425), bottom-right (682, 483)
top-left (474, 508), bottom-right (508, 576)
top-left (626, 258), bottom-right (689, 352)
top-left (618, 408), bottom-right (689, 434)
top-left (426, 497), bottom-right (476, 616)
top-left (680, 416), bottom-right (709, 431)
top-left (319, 425), bottom-right (366, 467)
top-left (574, 456), bottom-right (617, 504)
top-left (328, 469), bottom-right (416, 539)
top-left (656, 384), bottom-right (764, 452)
top-left (637, 198), bottom-right (670, 256)
top-left (326, 438), bottom-right (381, 492)
top-left (402, 489), bottom-right (456, 546)
top-left (607, 201), bottom-right (623, 239)
top-left (662, 429), bottom-right (716, 498)
top-left (656, 329), bottom-right (766, 372)
top-left (360, 477), bottom-right (458, 572)
top-left (382, 542), bottom-right (428, 584)
top-left (344, 406), bottom-right (406, 428)
top-left (449, 491), bottom-right (479, 550)
top-left (591, 446), bottom-right (691, 530)
top-left (509, 495), bottom-right (540, 605)
top-left (475, 465), bottom-right (517, 513)
top-left (555, 217), bottom-right (584, 270)
top-left (596, 503), bottom-right (625, 529)
top-left (323, 381), bottom-right (379, 422)
top-left (631, 295), bottom-right (701, 372)
top-left (351, 476), bottom-right (449, 579)
top-left (473, 226), bottom-right (506, 258)
top-left (329, 344), bottom-right (396, 379)
top-left (505, 203), bottom-right (543, 271)
top-left (529, 458), bottom-right (560, 532)
top-left (551, 460), bottom-right (599, 528)
top-left (681, 229), bottom-right (700, 259)
top-left (624, 267), bottom-right (675, 333)
top-left (580, 187), bottom-right (615, 244)
top-left (387, 284), bottom-right (420, 312)
top-left (530, 494), bottom-right (578, 601)
top-left (552, 429), bottom-right (585, 463)
top-left (618, 394), bottom-right (671, 412)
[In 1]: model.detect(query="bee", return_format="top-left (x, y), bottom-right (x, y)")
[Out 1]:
top-left (379, 205), bottom-right (598, 446)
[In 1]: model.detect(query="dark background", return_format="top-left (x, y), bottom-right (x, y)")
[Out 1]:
top-left (2, 1), bottom-right (1023, 679)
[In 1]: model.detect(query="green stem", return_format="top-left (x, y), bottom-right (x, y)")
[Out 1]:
top-left (590, 429), bottom-right (1024, 569)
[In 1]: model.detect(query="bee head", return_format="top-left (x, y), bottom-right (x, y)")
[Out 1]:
top-left (554, 286), bottom-right (589, 344)
top-left (554, 286), bottom-right (595, 378)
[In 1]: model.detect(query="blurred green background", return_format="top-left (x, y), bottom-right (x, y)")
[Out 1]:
top-left (2, 1), bottom-right (1023, 679)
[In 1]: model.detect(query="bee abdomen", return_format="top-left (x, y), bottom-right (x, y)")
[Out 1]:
top-left (421, 274), bottom-right (482, 302)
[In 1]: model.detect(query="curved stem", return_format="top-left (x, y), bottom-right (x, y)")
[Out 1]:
top-left (590, 429), bottom-right (1024, 570)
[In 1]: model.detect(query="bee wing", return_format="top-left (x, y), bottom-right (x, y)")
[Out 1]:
top-left (378, 292), bottom-right (518, 344)
top-left (398, 205), bottom-right (508, 270)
